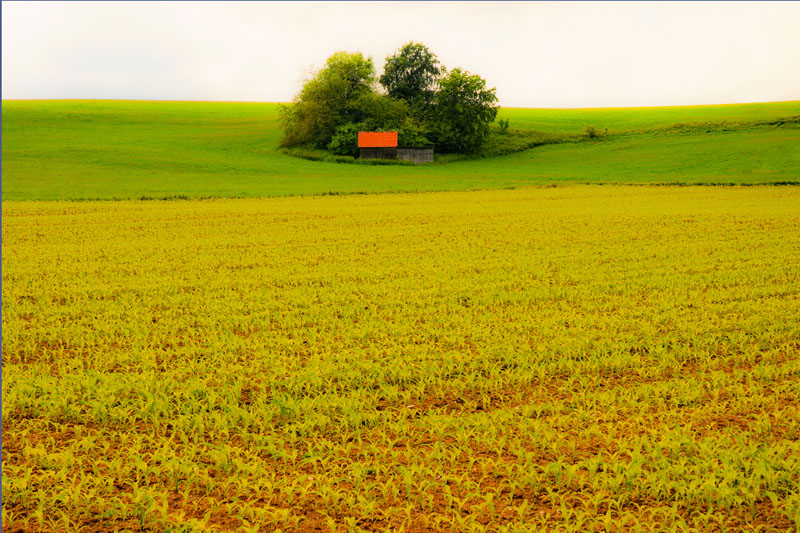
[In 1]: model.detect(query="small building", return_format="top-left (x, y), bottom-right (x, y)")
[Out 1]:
top-left (358, 131), bottom-right (433, 164)
top-left (358, 131), bottom-right (397, 161)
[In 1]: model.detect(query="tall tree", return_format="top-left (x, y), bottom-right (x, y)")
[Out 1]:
top-left (280, 52), bottom-right (377, 148)
top-left (379, 42), bottom-right (444, 117)
top-left (431, 68), bottom-right (499, 153)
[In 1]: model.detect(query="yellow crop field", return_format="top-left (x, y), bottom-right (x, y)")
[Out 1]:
top-left (2, 185), bottom-right (800, 531)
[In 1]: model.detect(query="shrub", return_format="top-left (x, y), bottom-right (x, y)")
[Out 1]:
top-left (327, 123), bottom-right (361, 157)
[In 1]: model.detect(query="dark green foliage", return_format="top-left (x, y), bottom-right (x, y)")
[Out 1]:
top-left (327, 123), bottom-right (361, 157)
top-left (379, 42), bottom-right (444, 119)
top-left (281, 44), bottom-right (502, 155)
top-left (349, 92), bottom-right (409, 130)
top-left (380, 43), bottom-right (498, 153)
top-left (397, 118), bottom-right (431, 147)
top-left (498, 119), bottom-right (510, 134)
top-left (327, 101), bottom-right (424, 157)
top-left (430, 68), bottom-right (499, 153)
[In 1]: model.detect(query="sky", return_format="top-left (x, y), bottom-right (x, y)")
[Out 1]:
top-left (2, 1), bottom-right (799, 108)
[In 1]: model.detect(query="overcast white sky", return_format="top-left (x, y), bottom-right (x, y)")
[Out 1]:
top-left (2, 1), bottom-right (799, 108)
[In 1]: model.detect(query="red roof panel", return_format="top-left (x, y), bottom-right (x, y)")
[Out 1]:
top-left (358, 131), bottom-right (398, 148)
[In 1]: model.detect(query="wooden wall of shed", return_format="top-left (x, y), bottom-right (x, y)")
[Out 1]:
top-left (397, 148), bottom-right (434, 164)
top-left (359, 147), bottom-right (398, 160)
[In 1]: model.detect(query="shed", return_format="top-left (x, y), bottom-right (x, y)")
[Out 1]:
top-left (358, 131), bottom-right (398, 161)
top-left (358, 131), bottom-right (433, 164)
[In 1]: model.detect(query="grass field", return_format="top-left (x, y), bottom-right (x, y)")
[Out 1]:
top-left (2, 100), bottom-right (799, 200)
top-left (497, 101), bottom-right (800, 134)
top-left (3, 186), bottom-right (800, 531)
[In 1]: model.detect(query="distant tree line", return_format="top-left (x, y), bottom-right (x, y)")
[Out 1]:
top-left (279, 42), bottom-right (499, 156)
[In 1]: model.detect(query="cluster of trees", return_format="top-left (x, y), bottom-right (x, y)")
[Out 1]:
top-left (280, 43), bottom-right (499, 156)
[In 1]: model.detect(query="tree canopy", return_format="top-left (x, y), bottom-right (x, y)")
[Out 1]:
top-left (379, 42), bottom-right (444, 118)
top-left (279, 52), bottom-right (376, 148)
top-left (280, 43), bottom-right (499, 155)
top-left (431, 68), bottom-right (498, 154)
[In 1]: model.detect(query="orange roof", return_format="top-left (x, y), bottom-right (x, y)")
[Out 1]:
top-left (358, 131), bottom-right (398, 148)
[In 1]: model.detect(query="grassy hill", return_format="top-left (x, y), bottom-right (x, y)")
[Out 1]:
top-left (2, 99), bottom-right (799, 200)
top-left (498, 101), bottom-right (800, 134)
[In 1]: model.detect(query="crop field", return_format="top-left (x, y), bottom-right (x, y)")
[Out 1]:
top-left (2, 100), bottom-right (799, 200)
top-left (3, 186), bottom-right (800, 531)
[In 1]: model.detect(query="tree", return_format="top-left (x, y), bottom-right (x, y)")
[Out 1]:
top-left (379, 42), bottom-right (443, 118)
top-left (280, 52), bottom-right (378, 148)
top-left (281, 45), bottom-right (500, 156)
top-left (430, 68), bottom-right (498, 153)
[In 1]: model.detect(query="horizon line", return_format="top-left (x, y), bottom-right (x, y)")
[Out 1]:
top-left (2, 97), bottom-right (799, 111)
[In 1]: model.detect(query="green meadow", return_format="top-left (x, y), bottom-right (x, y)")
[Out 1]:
top-left (498, 101), bottom-right (800, 134)
top-left (2, 99), bottom-right (799, 200)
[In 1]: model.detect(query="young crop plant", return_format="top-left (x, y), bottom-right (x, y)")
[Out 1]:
top-left (2, 186), bottom-right (800, 530)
